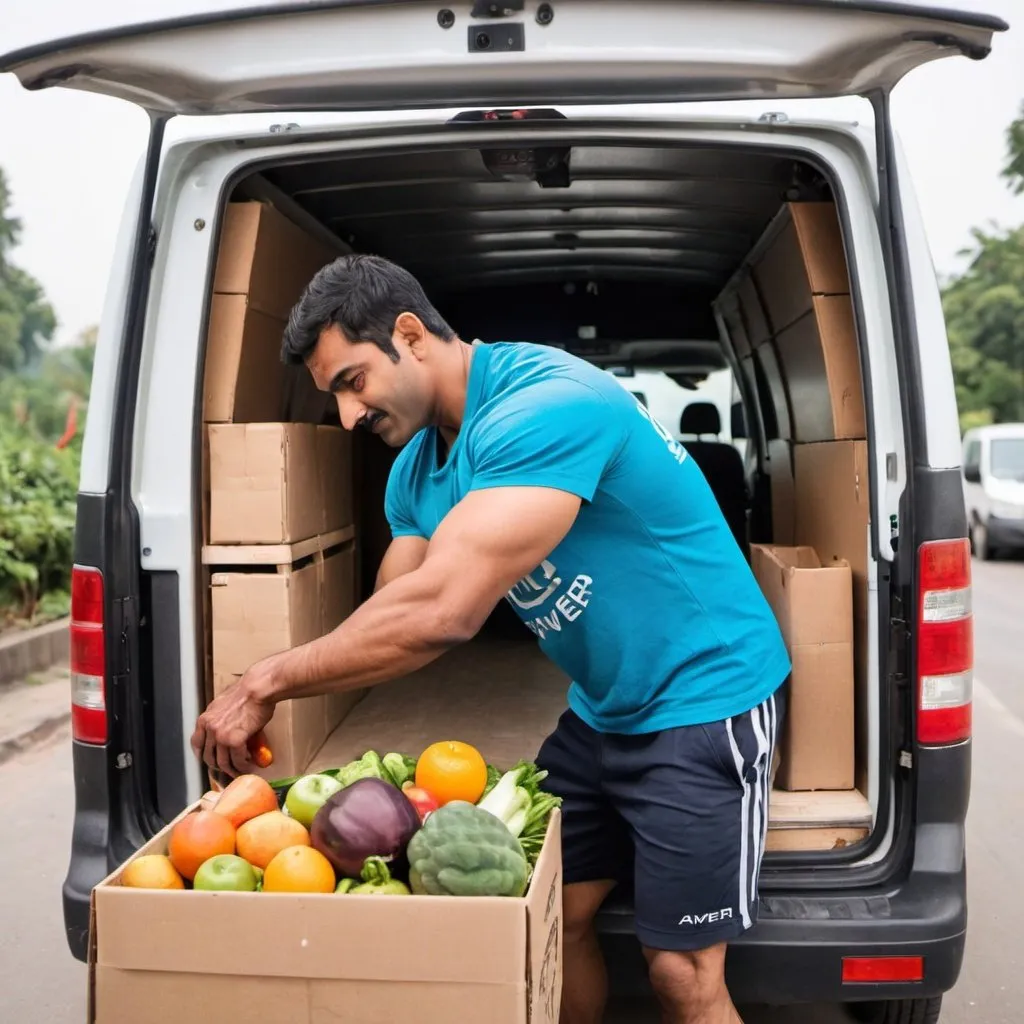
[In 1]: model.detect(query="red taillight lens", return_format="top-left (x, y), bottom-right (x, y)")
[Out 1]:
top-left (70, 566), bottom-right (107, 745)
top-left (916, 539), bottom-right (973, 746)
top-left (842, 956), bottom-right (925, 984)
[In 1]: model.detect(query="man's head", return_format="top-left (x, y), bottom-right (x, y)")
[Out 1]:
top-left (282, 254), bottom-right (457, 446)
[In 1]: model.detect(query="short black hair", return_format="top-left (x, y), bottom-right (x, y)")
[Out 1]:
top-left (281, 254), bottom-right (455, 364)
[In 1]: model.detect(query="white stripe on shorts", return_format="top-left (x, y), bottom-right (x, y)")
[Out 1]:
top-left (726, 715), bottom-right (751, 929)
top-left (728, 694), bottom-right (775, 931)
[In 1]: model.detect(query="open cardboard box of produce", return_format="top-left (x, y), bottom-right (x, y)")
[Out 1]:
top-left (87, 794), bottom-right (562, 1024)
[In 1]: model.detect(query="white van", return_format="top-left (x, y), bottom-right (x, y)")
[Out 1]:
top-left (962, 423), bottom-right (1024, 559)
top-left (2, 3), bottom-right (1007, 1021)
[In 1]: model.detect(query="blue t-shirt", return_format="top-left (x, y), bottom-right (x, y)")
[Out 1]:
top-left (385, 341), bottom-right (790, 733)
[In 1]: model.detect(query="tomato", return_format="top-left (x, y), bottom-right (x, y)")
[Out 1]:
top-left (402, 782), bottom-right (440, 822)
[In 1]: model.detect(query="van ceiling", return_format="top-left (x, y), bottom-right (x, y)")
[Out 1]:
top-left (254, 140), bottom-right (825, 377)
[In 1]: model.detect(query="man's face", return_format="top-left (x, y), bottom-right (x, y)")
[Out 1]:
top-left (306, 317), bottom-right (433, 447)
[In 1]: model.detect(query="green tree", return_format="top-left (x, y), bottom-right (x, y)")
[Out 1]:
top-left (941, 104), bottom-right (1024, 431)
top-left (0, 167), bottom-right (57, 371)
top-left (1002, 99), bottom-right (1024, 195)
top-left (941, 224), bottom-right (1024, 429)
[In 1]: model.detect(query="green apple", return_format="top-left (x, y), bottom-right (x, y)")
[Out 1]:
top-left (285, 773), bottom-right (344, 827)
top-left (193, 854), bottom-right (259, 892)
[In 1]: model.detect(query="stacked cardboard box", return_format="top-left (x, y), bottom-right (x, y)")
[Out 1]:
top-left (751, 545), bottom-right (855, 791)
top-left (200, 201), bottom-right (359, 780)
top-left (716, 201), bottom-right (869, 792)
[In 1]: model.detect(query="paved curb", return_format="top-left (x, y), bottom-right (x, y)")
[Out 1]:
top-left (0, 709), bottom-right (71, 767)
top-left (0, 618), bottom-right (70, 689)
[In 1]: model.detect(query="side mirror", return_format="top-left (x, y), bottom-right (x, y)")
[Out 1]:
top-left (963, 463), bottom-right (981, 485)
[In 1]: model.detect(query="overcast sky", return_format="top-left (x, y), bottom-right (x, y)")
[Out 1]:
top-left (1, 0), bottom-right (1023, 347)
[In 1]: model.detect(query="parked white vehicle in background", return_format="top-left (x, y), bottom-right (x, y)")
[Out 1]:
top-left (962, 423), bottom-right (1024, 559)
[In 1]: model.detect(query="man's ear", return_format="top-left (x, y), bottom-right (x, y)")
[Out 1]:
top-left (394, 312), bottom-right (428, 360)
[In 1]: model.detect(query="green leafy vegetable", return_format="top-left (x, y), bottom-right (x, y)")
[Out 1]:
top-left (382, 752), bottom-right (417, 789)
top-left (476, 760), bottom-right (561, 861)
top-left (482, 763), bottom-right (502, 797)
top-left (335, 751), bottom-right (391, 788)
top-left (476, 768), bottom-right (532, 837)
top-left (407, 801), bottom-right (529, 897)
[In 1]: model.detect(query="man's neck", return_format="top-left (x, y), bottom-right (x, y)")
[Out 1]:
top-left (435, 338), bottom-right (476, 451)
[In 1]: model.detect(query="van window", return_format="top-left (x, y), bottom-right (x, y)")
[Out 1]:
top-left (990, 438), bottom-right (1024, 480)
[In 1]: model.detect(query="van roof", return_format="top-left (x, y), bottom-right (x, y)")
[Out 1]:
top-left (965, 423), bottom-right (1024, 439)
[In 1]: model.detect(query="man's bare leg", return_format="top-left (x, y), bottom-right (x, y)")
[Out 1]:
top-left (644, 943), bottom-right (742, 1024)
top-left (560, 880), bottom-right (617, 1024)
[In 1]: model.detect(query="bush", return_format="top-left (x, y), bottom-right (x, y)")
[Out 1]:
top-left (0, 423), bottom-right (78, 624)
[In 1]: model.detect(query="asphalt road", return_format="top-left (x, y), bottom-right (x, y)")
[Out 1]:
top-left (1, 556), bottom-right (1020, 1024)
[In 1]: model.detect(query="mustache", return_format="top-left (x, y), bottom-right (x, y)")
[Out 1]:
top-left (358, 410), bottom-right (386, 433)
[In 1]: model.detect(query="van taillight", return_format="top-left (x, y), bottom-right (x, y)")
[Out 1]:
top-left (70, 566), bottom-right (107, 744)
top-left (916, 539), bottom-right (972, 746)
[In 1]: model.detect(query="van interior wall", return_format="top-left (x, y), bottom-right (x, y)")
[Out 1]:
top-left (199, 144), bottom-right (874, 854)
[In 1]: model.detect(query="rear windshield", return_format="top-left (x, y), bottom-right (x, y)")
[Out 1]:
top-left (990, 438), bottom-right (1024, 480)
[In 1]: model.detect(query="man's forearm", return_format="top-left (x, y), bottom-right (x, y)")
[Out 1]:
top-left (245, 563), bottom-right (475, 705)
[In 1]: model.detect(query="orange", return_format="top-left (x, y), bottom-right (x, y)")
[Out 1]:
top-left (121, 854), bottom-right (185, 890)
top-left (168, 810), bottom-right (236, 881)
top-left (236, 810), bottom-right (311, 870)
top-left (415, 740), bottom-right (488, 806)
top-left (212, 773), bottom-right (279, 828)
top-left (262, 845), bottom-right (336, 893)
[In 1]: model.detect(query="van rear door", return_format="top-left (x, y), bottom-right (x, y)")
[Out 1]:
top-left (0, 1), bottom-right (1007, 114)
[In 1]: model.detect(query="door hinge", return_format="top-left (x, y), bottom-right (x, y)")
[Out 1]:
top-left (898, 750), bottom-right (913, 770)
top-left (888, 615), bottom-right (911, 685)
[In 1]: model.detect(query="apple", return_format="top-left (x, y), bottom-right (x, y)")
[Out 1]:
top-left (193, 854), bottom-right (260, 892)
top-left (285, 773), bottom-right (345, 828)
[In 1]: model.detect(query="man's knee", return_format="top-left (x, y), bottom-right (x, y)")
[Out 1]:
top-left (644, 944), bottom-right (728, 1008)
top-left (563, 880), bottom-right (615, 943)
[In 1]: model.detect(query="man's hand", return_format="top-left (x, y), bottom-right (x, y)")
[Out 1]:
top-left (190, 668), bottom-right (276, 778)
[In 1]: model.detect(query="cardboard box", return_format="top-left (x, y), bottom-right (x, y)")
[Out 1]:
top-left (209, 543), bottom-right (360, 778)
top-left (320, 544), bottom-right (364, 731)
top-left (753, 202), bottom-right (851, 336)
top-left (87, 804), bottom-right (563, 1024)
top-left (793, 440), bottom-right (870, 625)
top-left (208, 423), bottom-right (352, 544)
top-left (213, 201), bottom-right (340, 322)
top-left (752, 544), bottom-right (855, 791)
top-left (318, 425), bottom-right (354, 540)
top-left (203, 294), bottom-right (286, 424)
top-left (774, 295), bottom-right (865, 442)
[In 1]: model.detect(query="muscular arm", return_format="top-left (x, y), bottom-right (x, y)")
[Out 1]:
top-left (192, 486), bottom-right (581, 772)
top-left (374, 535), bottom-right (428, 592)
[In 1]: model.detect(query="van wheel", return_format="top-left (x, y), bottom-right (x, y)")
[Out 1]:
top-left (971, 521), bottom-right (993, 561)
top-left (848, 996), bottom-right (943, 1024)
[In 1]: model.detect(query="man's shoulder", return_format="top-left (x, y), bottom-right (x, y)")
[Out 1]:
top-left (482, 343), bottom-right (623, 413)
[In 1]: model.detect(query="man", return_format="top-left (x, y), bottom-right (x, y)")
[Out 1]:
top-left (192, 254), bottom-right (790, 1024)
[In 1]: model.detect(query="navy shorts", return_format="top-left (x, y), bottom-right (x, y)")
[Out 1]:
top-left (536, 684), bottom-right (786, 952)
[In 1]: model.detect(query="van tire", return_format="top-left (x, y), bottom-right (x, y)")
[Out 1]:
top-left (970, 521), bottom-right (993, 561)
top-left (848, 996), bottom-right (943, 1024)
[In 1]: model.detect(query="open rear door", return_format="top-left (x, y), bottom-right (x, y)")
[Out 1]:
top-left (0, 0), bottom-right (1008, 115)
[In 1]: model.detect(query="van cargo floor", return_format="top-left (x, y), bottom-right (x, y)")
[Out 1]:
top-left (308, 635), bottom-right (871, 852)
